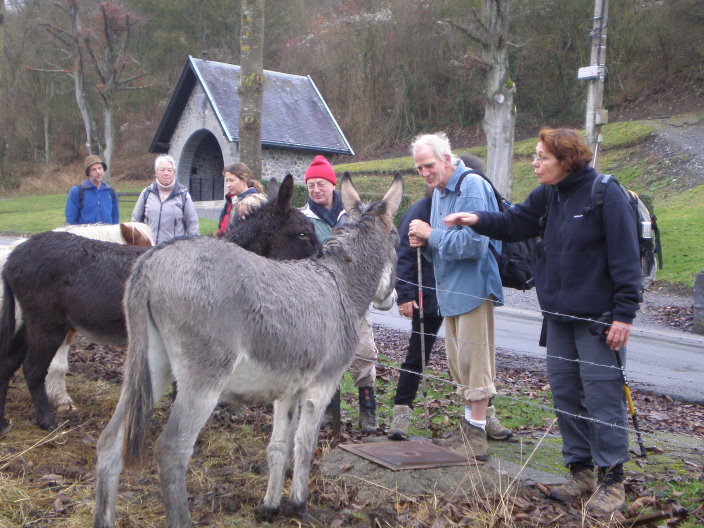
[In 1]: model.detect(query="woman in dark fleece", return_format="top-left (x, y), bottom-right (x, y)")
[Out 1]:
top-left (444, 128), bottom-right (641, 517)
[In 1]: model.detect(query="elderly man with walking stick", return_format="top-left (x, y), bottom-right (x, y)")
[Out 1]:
top-left (405, 133), bottom-right (505, 460)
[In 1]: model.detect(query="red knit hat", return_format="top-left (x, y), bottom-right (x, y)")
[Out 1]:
top-left (304, 155), bottom-right (336, 186)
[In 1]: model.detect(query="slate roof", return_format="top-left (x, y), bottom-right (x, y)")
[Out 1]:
top-left (149, 56), bottom-right (354, 156)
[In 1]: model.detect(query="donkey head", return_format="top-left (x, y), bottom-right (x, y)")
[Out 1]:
top-left (226, 174), bottom-right (321, 260)
top-left (339, 171), bottom-right (403, 309)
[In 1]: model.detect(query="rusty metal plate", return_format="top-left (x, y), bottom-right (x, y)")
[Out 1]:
top-left (339, 440), bottom-right (479, 471)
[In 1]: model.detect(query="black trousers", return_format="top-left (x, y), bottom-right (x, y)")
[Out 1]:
top-left (393, 308), bottom-right (444, 406)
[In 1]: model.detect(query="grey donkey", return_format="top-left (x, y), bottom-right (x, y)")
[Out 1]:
top-left (92, 173), bottom-right (403, 527)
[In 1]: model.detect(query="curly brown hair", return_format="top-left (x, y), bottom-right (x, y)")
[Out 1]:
top-left (538, 128), bottom-right (592, 174)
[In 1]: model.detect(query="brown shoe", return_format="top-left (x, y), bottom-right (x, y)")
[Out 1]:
top-left (549, 466), bottom-right (597, 501)
top-left (486, 406), bottom-right (513, 440)
top-left (586, 482), bottom-right (625, 515)
top-left (460, 420), bottom-right (489, 461)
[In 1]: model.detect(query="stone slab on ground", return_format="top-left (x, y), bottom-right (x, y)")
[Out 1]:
top-left (488, 458), bottom-right (566, 487)
top-left (320, 437), bottom-right (565, 505)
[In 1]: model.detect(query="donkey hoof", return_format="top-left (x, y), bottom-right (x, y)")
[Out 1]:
top-left (37, 416), bottom-right (57, 431)
top-left (289, 500), bottom-right (309, 521)
top-left (258, 505), bottom-right (279, 522)
top-left (0, 419), bottom-right (13, 436)
top-left (54, 402), bottom-right (76, 413)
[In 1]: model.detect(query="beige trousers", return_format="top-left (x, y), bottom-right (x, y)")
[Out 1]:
top-left (350, 311), bottom-right (377, 388)
top-left (444, 300), bottom-right (497, 402)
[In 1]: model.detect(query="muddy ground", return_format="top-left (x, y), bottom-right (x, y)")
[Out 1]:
top-left (2, 320), bottom-right (702, 527)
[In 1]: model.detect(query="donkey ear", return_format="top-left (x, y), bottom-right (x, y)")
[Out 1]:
top-left (339, 172), bottom-right (361, 214)
top-left (267, 177), bottom-right (280, 201)
top-left (276, 174), bottom-right (294, 211)
top-left (381, 172), bottom-right (404, 220)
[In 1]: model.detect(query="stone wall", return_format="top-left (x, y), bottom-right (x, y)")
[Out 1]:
top-left (169, 83), bottom-right (320, 195)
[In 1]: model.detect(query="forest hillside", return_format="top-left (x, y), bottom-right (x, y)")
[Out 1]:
top-left (0, 0), bottom-right (702, 189)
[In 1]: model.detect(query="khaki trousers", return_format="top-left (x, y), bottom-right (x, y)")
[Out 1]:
top-left (445, 300), bottom-right (497, 402)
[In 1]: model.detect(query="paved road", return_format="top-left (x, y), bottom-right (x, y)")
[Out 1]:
top-left (371, 306), bottom-right (704, 403)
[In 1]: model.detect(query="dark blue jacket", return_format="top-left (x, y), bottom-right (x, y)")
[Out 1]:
top-left (65, 179), bottom-right (119, 225)
top-left (472, 165), bottom-right (641, 324)
top-left (396, 196), bottom-right (439, 317)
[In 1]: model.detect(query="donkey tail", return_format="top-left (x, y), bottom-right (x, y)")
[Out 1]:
top-left (121, 257), bottom-right (155, 469)
top-left (0, 274), bottom-right (17, 356)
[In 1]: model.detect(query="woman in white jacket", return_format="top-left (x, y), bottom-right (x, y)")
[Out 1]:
top-left (132, 155), bottom-right (200, 244)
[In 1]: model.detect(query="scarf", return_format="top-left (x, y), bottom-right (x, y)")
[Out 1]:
top-left (307, 190), bottom-right (345, 228)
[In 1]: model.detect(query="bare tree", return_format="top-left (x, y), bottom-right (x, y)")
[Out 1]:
top-left (0, 0), bottom-right (8, 186)
top-left (238, 0), bottom-right (265, 179)
top-left (443, 0), bottom-right (516, 198)
top-left (40, 0), bottom-right (144, 181)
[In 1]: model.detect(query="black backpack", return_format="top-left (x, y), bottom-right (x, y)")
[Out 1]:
top-left (456, 169), bottom-right (542, 291)
top-left (586, 174), bottom-right (662, 292)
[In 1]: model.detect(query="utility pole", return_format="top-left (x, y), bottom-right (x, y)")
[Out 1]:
top-left (578, 0), bottom-right (609, 171)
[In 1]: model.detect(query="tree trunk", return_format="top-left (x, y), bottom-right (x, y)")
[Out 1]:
top-left (0, 0), bottom-right (7, 187)
top-left (238, 0), bottom-right (265, 180)
top-left (102, 103), bottom-right (114, 181)
top-left (67, 0), bottom-right (101, 160)
top-left (481, 0), bottom-right (516, 199)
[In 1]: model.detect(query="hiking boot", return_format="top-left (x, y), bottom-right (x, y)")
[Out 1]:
top-left (586, 482), bottom-right (626, 515)
top-left (460, 420), bottom-right (489, 461)
top-left (388, 405), bottom-right (412, 440)
top-left (358, 386), bottom-right (378, 433)
top-left (486, 406), bottom-right (513, 440)
top-left (549, 465), bottom-right (596, 502)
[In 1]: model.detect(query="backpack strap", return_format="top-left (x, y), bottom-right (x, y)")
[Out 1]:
top-left (78, 183), bottom-right (117, 211)
top-left (455, 168), bottom-right (506, 212)
top-left (140, 185), bottom-right (153, 222)
top-left (455, 168), bottom-right (504, 257)
top-left (585, 173), bottom-right (614, 214)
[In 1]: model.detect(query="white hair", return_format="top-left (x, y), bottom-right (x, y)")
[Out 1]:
top-left (154, 155), bottom-right (176, 173)
top-left (410, 132), bottom-right (459, 165)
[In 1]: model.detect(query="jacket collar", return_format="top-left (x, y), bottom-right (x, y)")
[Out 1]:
top-left (442, 161), bottom-right (467, 196)
top-left (556, 164), bottom-right (596, 193)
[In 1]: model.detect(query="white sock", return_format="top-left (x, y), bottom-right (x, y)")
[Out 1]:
top-left (469, 418), bottom-right (486, 431)
top-left (464, 406), bottom-right (472, 421)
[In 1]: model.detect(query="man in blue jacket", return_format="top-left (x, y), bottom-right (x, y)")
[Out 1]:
top-left (65, 155), bottom-right (119, 225)
top-left (407, 133), bottom-right (503, 460)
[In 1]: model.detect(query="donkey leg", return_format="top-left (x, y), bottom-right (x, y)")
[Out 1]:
top-left (0, 327), bottom-right (27, 435)
top-left (92, 398), bottom-right (128, 528)
top-left (155, 388), bottom-right (221, 528)
top-left (22, 329), bottom-right (66, 430)
top-left (263, 396), bottom-right (299, 518)
top-left (46, 331), bottom-right (75, 412)
top-left (288, 385), bottom-right (336, 515)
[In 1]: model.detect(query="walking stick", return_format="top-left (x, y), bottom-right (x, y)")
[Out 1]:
top-left (417, 248), bottom-right (430, 436)
top-left (614, 347), bottom-right (647, 458)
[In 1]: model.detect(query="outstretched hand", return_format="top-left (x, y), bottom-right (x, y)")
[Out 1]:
top-left (443, 212), bottom-right (479, 227)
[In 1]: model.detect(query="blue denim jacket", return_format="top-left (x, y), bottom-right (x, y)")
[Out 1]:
top-left (425, 162), bottom-right (503, 316)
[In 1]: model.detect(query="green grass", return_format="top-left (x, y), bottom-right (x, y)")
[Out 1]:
top-left (652, 186), bottom-right (704, 285)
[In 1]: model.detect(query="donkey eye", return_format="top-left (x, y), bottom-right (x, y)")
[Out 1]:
top-left (297, 233), bottom-right (308, 239)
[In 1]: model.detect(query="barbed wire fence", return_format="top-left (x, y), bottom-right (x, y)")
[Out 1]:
top-left (343, 277), bottom-right (704, 457)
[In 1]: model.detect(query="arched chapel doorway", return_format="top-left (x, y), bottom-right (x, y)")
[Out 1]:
top-left (178, 130), bottom-right (224, 201)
